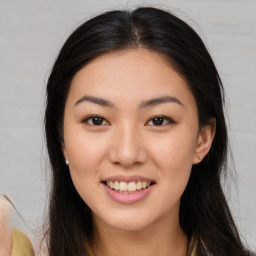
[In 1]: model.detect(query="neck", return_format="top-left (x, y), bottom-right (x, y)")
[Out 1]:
top-left (91, 213), bottom-right (188, 256)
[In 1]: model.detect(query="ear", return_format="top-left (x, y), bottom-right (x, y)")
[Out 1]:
top-left (193, 118), bottom-right (216, 164)
top-left (61, 142), bottom-right (69, 165)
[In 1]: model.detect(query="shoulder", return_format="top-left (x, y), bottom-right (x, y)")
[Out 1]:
top-left (11, 228), bottom-right (34, 256)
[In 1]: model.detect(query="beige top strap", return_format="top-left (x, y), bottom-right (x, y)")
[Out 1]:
top-left (11, 228), bottom-right (34, 256)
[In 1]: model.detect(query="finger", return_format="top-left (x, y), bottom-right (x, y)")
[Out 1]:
top-left (0, 196), bottom-right (12, 256)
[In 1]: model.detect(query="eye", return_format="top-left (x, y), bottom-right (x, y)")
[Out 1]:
top-left (81, 115), bottom-right (175, 127)
top-left (82, 115), bottom-right (109, 126)
top-left (147, 116), bottom-right (175, 126)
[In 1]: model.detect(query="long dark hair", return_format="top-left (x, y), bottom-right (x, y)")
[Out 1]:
top-left (44, 6), bottom-right (249, 256)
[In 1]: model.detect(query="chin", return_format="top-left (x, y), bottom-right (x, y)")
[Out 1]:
top-left (96, 209), bottom-right (157, 232)
top-left (110, 219), bottom-right (151, 232)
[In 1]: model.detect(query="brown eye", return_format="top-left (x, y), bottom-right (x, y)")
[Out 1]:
top-left (147, 116), bottom-right (175, 126)
top-left (82, 115), bottom-right (109, 126)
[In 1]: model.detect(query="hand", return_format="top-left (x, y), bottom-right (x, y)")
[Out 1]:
top-left (0, 196), bottom-right (12, 256)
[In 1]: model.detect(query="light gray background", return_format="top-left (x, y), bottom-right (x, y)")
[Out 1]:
top-left (0, 0), bottom-right (255, 250)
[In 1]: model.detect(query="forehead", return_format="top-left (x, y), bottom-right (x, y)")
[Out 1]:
top-left (67, 48), bottom-right (196, 110)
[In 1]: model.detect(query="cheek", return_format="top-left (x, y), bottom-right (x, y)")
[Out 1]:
top-left (150, 128), bottom-right (197, 170)
top-left (63, 129), bottom-right (108, 206)
top-left (64, 125), bottom-right (107, 174)
top-left (148, 128), bottom-right (197, 194)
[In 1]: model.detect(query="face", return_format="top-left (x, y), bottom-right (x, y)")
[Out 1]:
top-left (63, 48), bottom-right (213, 232)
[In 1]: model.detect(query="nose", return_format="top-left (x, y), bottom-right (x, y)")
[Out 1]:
top-left (107, 123), bottom-right (147, 168)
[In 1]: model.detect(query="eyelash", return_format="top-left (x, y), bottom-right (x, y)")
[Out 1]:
top-left (81, 115), bottom-right (176, 127)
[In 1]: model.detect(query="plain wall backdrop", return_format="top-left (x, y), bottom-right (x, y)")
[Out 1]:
top-left (0, 0), bottom-right (255, 250)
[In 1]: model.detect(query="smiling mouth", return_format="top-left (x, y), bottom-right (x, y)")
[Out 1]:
top-left (102, 180), bottom-right (156, 193)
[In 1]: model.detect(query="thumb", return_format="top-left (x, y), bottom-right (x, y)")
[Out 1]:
top-left (0, 195), bottom-right (12, 256)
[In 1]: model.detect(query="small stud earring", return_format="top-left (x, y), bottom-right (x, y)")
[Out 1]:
top-left (198, 156), bottom-right (202, 161)
top-left (65, 159), bottom-right (69, 165)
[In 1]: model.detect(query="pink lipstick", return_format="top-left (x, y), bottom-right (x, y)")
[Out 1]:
top-left (102, 175), bottom-right (156, 204)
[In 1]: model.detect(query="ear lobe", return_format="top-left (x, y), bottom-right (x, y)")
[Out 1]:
top-left (193, 118), bottom-right (216, 164)
top-left (62, 147), bottom-right (70, 165)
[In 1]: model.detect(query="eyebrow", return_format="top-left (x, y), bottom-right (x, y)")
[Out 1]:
top-left (74, 94), bottom-right (184, 109)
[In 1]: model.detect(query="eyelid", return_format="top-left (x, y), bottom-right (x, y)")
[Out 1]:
top-left (81, 114), bottom-right (110, 126)
top-left (81, 114), bottom-right (176, 127)
top-left (146, 115), bottom-right (176, 126)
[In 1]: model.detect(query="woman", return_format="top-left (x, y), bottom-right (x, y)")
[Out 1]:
top-left (43, 6), bottom-right (250, 256)
top-left (2, 6), bottom-right (250, 256)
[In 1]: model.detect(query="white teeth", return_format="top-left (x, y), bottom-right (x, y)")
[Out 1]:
top-left (114, 181), bottom-right (120, 190)
top-left (142, 181), bottom-right (147, 189)
top-left (136, 181), bottom-right (142, 190)
top-left (109, 181), bottom-right (114, 189)
top-left (128, 182), bottom-right (136, 192)
top-left (105, 180), bottom-right (153, 192)
top-left (120, 181), bottom-right (128, 191)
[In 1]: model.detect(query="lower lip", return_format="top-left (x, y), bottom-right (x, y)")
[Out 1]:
top-left (102, 183), bottom-right (155, 204)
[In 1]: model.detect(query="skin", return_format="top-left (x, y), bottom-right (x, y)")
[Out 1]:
top-left (0, 197), bottom-right (12, 256)
top-left (63, 48), bottom-right (215, 256)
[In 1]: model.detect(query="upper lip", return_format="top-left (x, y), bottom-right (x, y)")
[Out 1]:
top-left (103, 175), bottom-right (156, 183)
